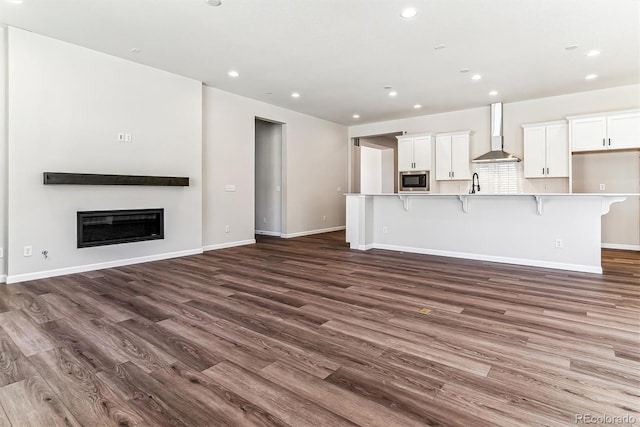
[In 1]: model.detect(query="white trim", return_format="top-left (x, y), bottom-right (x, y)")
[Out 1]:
top-left (566, 108), bottom-right (640, 120)
top-left (370, 243), bottom-right (603, 274)
top-left (255, 230), bottom-right (282, 237)
top-left (521, 120), bottom-right (567, 128)
top-left (602, 243), bottom-right (640, 251)
top-left (281, 226), bottom-right (346, 239)
top-left (0, 275), bottom-right (6, 284)
top-left (6, 248), bottom-right (203, 284)
top-left (203, 239), bottom-right (256, 251)
top-left (352, 243), bottom-right (375, 250)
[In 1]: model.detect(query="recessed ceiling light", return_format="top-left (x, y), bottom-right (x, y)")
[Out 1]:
top-left (130, 48), bottom-right (142, 54)
top-left (586, 50), bottom-right (601, 57)
top-left (206, 0), bottom-right (222, 6)
top-left (228, 70), bottom-right (239, 78)
top-left (353, 114), bottom-right (360, 119)
top-left (434, 44), bottom-right (446, 50)
top-left (489, 90), bottom-right (498, 96)
top-left (459, 68), bottom-right (471, 73)
top-left (389, 91), bottom-right (398, 97)
top-left (565, 44), bottom-right (579, 50)
top-left (585, 74), bottom-right (598, 80)
top-left (400, 8), bottom-right (418, 18)
top-left (471, 74), bottom-right (482, 80)
top-left (413, 104), bottom-right (422, 109)
top-left (291, 92), bottom-right (300, 98)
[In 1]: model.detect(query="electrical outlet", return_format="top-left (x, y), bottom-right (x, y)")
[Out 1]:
top-left (276, 186), bottom-right (281, 192)
top-left (263, 217), bottom-right (267, 224)
top-left (23, 246), bottom-right (33, 257)
top-left (225, 225), bottom-right (230, 233)
top-left (383, 226), bottom-right (389, 234)
top-left (225, 184), bottom-right (236, 192)
top-left (555, 238), bottom-right (563, 248)
top-left (117, 133), bottom-right (125, 142)
top-left (599, 183), bottom-right (605, 191)
top-left (322, 215), bottom-right (327, 222)
top-left (124, 133), bottom-right (132, 142)
top-left (337, 187), bottom-right (342, 192)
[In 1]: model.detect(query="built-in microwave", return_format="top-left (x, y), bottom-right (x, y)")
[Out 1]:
top-left (400, 170), bottom-right (430, 192)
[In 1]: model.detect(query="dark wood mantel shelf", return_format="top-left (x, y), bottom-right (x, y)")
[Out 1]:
top-left (43, 172), bottom-right (189, 186)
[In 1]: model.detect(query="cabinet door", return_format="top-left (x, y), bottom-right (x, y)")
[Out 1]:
top-left (413, 136), bottom-right (431, 170)
top-left (435, 136), bottom-right (452, 180)
top-left (607, 112), bottom-right (640, 150)
top-left (397, 138), bottom-right (415, 171)
top-left (571, 116), bottom-right (607, 152)
top-left (523, 126), bottom-right (546, 178)
top-left (545, 123), bottom-right (569, 177)
top-left (450, 134), bottom-right (470, 180)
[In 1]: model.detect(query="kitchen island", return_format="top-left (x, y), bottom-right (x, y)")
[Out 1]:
top-left (345, 193), bottom-right (638, 274)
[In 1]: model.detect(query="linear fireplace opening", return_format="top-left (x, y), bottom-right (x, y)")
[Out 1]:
top-left (77, 209), bottom-right (164, 248)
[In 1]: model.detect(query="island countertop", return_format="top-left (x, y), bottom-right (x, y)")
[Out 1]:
top-left (345, 193), bottom-right (638, 274)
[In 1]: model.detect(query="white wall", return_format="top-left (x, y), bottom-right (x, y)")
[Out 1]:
top-left (381, 148), bottom-right (394, 194)
top-left (203, 86), bottom-right (348, 245)
top-left (573, 151), bottom-right (640, 249)
top-left (0, 27), bottom-right (7, 281)
top-left (255, 119), bottom-right (282, 234)
top-left (349, 85), bottom-right (640, 247)
top-left (360, 146), bottom-right (382, 194)
top-left (6, 27), bottom-right (203, 281)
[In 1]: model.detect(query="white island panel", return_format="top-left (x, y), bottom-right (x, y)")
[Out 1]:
top-left (346, 194), bottom-right (633, 274)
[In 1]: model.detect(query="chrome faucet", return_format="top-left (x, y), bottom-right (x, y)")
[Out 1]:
top-left (470, 173), bottom-right (480, 194)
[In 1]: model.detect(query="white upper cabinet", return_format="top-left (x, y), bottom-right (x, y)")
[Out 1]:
top-left (523, 121), bottom-right (569, 178)
top-left (413, 136), bottom-right (432, 170)
top-left (607, 111), bottom-right (640, 150)
top-left (523, 126), bottom-right (547, 178)
top-left (435, 131), bottom-right (471, 181)
top-left (569, 110), bottom-right (640, 152)
top-left (397, 133), bottom-right (432, 171)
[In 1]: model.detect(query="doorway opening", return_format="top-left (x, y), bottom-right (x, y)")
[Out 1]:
top-left (351, 132), bottom-right (402, 194)
top-left (255, 118), bottom-right (285, 237)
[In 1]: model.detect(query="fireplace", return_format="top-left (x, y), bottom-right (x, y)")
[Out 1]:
top-left (77, 209), bottom-right (164, 248)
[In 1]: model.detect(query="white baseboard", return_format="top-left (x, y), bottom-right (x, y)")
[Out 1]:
top-left (602, 243), bottom-right (640, 251)
top-left (203, 239), bottom-right (256, 251)
top-left (0, 275), bottom-right (6, 284)
top-left (281, 226), bottom-right (345, 239)
top-left (351, 243), bottom-right (374, 250)
top-left (6, 248), bottom-right (204, 284)
top-left (370, 243), bottom-right (603, 274)
top-left (255, 230), bottom-right (282, 237)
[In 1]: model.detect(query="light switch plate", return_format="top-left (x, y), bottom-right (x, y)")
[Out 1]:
top-left (225, 184), bottom-right (236, 192)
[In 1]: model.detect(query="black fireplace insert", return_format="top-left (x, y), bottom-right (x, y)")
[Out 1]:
top-left (77, 209), bottom-right (164, 248)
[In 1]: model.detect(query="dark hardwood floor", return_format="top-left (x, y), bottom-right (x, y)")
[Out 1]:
top-left (0, 231), bottom-right (638, 426)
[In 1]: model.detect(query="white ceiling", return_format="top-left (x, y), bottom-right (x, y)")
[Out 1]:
top-left (1, 0), bottom-right (639, 125)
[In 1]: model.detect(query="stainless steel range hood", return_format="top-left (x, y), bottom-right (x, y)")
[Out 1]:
top-left (472, 103), bottom-right (521, 163)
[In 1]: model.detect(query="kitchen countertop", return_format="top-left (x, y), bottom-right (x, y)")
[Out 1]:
top-left (348, 193), bottom-right (640, 197)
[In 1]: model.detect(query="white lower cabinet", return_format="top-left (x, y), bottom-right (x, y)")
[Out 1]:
top-left (523, 121), bottom-right (569, 178)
